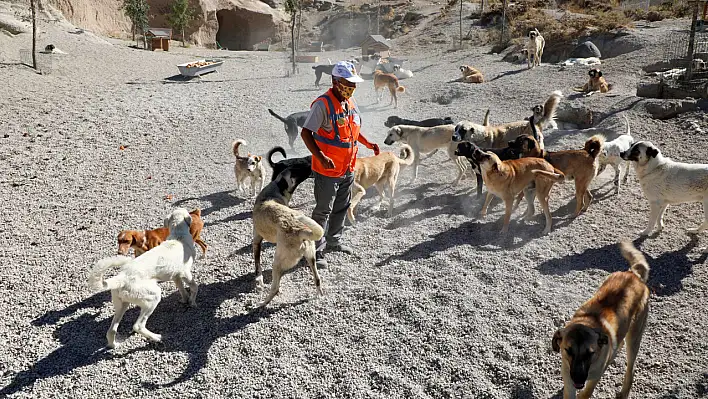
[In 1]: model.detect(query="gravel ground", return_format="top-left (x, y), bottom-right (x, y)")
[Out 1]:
top-left (1, 16), bottom-right (708, 399)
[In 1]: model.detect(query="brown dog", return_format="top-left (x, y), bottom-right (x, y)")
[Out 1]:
top-left (552, 240), bottom-right (650, 399)
top-left (574, 68), bottom-right (611, 96)
top-left (348, 144), bottom-right (414, 224)
top-left (460, 65), bottom-right (484, 83)
top-left (511, 125), bottom-right (604, 217)
top-left (373, 70), bottom-right (406, 108)
top-left (117, 208), bottom-right (207, 257)
top-left (472, 147), bottom-right (564, 234)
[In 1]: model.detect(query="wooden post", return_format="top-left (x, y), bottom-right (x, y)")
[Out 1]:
top-left (480, 0), bottom-right (485, 15)
top-left (500, 0), bottom-right (507, 48)
top-left (687, 1), bottom-right (700, 81)
top-left (376, 0), bottom-right (380, 35)
top-left (30, 0), bottom-right (37, 70)
top-left (459, 0), bottom-right (463, 49)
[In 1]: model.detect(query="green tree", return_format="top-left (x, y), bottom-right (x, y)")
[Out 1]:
top-left (123, 0), bottom-right (150, 48)
top-left (168, 0), bottom-right (194, 47)
top-left (285, 0), bottom-right (299, 75)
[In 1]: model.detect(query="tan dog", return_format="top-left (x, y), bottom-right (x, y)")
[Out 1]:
top-left (460, 65), bottom-right (484, 83)
top-left (348, 144), bottom-right (414, 224)
top-left (453, 90), bottom-right (562, 150)
top-left (233, 139), bottom-right (266, 197)
top-left (511, 127), bottom-right (604, 217)
top-left (574, 68), bottom-right (611, 96)
top-left (526, 28), bottom-right (545, 69)
top-left (373, 70), bottom-right (406, 108)
top-left (383, 124), bottom-right (467, 184)
top-left (552, 240), bottom-right (650, 399)
top-left (117, 208), bottom-right (207, 257)
top-left (472, 147), bottom-right (564, 234)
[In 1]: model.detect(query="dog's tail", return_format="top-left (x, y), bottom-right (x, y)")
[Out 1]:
top-left (232, 139), bottom-right (246, 157)
top-left (295, 214), bottom-right (325, 242)
top-left (396, 85), bottom-right (406, 93)
top-left (397, 144), bottom-right (415, 166)
top-left (267, 146), bottom-right (287, 168)
top-left (537, 90), bottom-right (562, 129)
top-left (483, 109), bottom-right (491, 126)
top-left (88, 256), bottom-right (131, 291)
top-left (584, 134), bottom-right (605, 159)
top-left (622, 113), bottom-right (631, 137)
top-left (532, 169), bottom-right (565, 182)
top-left (620, 240), bottom-right (650, 283)
top-left (267, 108), bottom-right (288, 124)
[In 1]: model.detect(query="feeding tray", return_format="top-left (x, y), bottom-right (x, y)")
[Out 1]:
top-left (177, 59), bottom-right (224, 77)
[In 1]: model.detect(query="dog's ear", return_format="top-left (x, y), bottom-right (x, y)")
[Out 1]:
top-left (597, 70), bottom-right (603, 78)
top-left (552, 329), bottom-right (564, 352)
top-left (646, 146), bottom-right (659, 159)
top-left (256, 155), bottom-right (263, 162)
top-left (589, 69), bottom-right (595, 77)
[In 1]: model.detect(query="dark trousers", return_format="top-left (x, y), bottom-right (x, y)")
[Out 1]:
top-left (311, 170), bottom-right (354, 253)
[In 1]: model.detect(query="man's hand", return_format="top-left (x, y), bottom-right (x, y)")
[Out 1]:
top-left (371, 143), bottom-right (380, 156)
top-left (318, 153), bottom-right (336, 169)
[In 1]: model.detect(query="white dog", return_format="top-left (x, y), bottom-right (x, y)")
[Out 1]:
top-left (233, 139), bottom-right (266, 197)
top-left (527, 28), bottom-right (545, 69)
top-left (598, 115), bottom-right (634, 194)
top-left (559, 57), bottom-right (601, 67)
top-left (621, 142), bottom-right (708, 235)
top-left (88, 208), bottom-right (198, 348)
top-left (383, 124), bottom-right (467, 184)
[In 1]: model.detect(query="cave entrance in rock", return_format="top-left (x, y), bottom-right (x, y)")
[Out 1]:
top-left (216, 9), bottom-right (252, 50)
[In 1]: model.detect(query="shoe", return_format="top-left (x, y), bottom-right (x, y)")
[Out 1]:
top-left (326, 243), bottom-right (354, 255)
top-left (315, 251), bottom-right (328, 269)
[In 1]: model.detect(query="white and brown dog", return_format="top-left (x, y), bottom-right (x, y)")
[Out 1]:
top-left (574, 68), bottom-right (611, 96)
top-left (233, 139), bottom-right (266, 197)
top-left (527, 28), bottom-right (545, 69)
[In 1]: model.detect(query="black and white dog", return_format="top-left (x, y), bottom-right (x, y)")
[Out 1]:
top-left (267, 146), bottom-right (313, 182)
top-left (268, 109), bottom-right (310, 149)
top-left (454, 141), bottom-right (519, 197)
top-left (384, 116), bottom-right (455, 128)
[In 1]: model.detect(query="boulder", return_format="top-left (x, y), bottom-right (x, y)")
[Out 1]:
top-left (644, 99), bottom-right (698, 120)
top-left (556, 102), bottom-right (594, 129)
top-left (569, 41), bottom-right (601, 59)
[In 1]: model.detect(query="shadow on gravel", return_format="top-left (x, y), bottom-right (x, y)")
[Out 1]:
top-left (490, 68), bottom-right (526, 82)
top-left (0, 275), bottom-right (302, 394)
top-left (537, 235), bottom-right (707, 296)
top-left (658, 371), bottom-right (708, 398)
top-left (173, 190), bottom-right (244, 219)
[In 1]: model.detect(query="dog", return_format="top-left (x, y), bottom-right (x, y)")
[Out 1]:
top-left (460, 65), bottom-right (484, 83)
top-left (511, 122), bottom-right (604, 217)
top-left (453, 90), bottom-right (562, 150)
top-left (552, 240), bottom-right (650, 399)
top-left (473, 148), bottom-right (564, 234)
top-left (117, 208), bottom-right (207, 257)
top-left (527, 28), bottom-right (545, 69)
top-left (313, 59), bottom-right (359, 86)
top-left (267, 108), bottom-right (309, 149)
top-left (348, 144), bottom-right (414, 224)
top-left (252, 167), bottom-right (324, 308)
top-left (454, 141), bottom-right (519, 198)
top-left (373, 70), bottom-right (406, 108)
top-left (621, 141), bottom-right (708, 235)
top-left (266, 146), bottom-right (313, 182)
top-left (233, 139), bottom-right (266, 197)
top-left (383, 124), bottom-right (467, 184)
top-left (90, 208), bottom-right (198, 348)
top-left (559, 57), bottom-right (601, 67)
top-left (598, 115), bottom-right (634, 194)
top-left (384, 116), bottom-right (454, 128)
top-left (574, 68), bottom-right (611, 96)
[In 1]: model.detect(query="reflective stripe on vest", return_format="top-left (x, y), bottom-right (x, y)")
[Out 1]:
top-left (313, 94), bottom-right (358, 149)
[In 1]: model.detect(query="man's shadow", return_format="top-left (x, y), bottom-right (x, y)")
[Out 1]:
top-left (0, 275), bottom-right (303, 395)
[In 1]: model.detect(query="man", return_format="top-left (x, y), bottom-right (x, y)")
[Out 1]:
top-left (301, 61), bottom-right (380, 268)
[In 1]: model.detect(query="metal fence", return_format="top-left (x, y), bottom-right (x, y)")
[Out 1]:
top-left (19, 49), bottom-right (53, 74)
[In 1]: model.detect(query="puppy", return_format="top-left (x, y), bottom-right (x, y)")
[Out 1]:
top-left (598, 115), bottom-right (634, 194)
top-left (621, 141), bottom-right (708, 235)
top-left (252, 167), bottom-right (324, 308)
top-left (574, 68), bottom-right (611, 96)
top-left (266, 146), bottom-right (313, 182)
top-left (348, 144), bottom-right (415, 224)
top-left (454, 141), bottom-right (519, 197)
top-left (460, 65), bottom-right (484, 83)
top-left (553, 240), bottom-right (650, 399)
top-left (117, 208), bottom-right (207, 257)
top-left (233, 139), bottom-right (266, 197)
top-left (453, 90), bottom-right (562, 150)
top-left (473, 148), bottom-right (564, 234)
top-left (526, 28), bottom-right (545, 69)
top-left (383, 124), bottom-right (467, 184)
top-left (384, 116), bottom-right (454, 128)
top-left (267, 108), bottom-right (309, 149)
top-left (511, 123), bottom-right (604, 217)
top-left (373, 70), bottom-right (406, 108)
top-left (90, 208), bottom-right (198, 348)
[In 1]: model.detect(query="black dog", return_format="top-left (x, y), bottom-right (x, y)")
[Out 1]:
top-left (384, 116), bottom-right (455, 128)
top-left (454, 141), bottom-right (519, 197)
top-left (267, 146), bottom-right (313, 182)
top-left (268, 109), bottom-right (310, 149)
top-left (312, 64), bottom-right (336, 87)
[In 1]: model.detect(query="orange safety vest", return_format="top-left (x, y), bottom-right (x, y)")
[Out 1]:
top-left (310, 89), bottom-right (362, 177)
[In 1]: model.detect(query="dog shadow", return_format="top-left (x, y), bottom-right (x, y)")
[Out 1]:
top-left (0, 276), bottom-right (303, 394)
top-left (537, 235), bottom-right (706, 296)
top-left (173, 190), bottom-right (245, 219)
top-left (290, 87), bottom-right (321, 92)
top-left (490, 68), bottom-right (527, 82)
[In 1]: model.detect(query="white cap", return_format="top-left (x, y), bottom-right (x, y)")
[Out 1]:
top-left (332, 61), bottom-right (364, 83)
